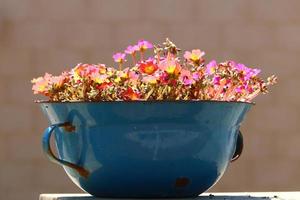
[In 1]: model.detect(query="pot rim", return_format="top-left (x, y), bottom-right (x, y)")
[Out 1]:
top-left (35, 99), bottom-right (255, 105)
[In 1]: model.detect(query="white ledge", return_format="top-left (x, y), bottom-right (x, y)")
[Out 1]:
top-left (39, 192), bottom-right (300, 200)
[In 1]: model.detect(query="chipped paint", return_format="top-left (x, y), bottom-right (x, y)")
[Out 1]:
top-left (175, 177), bottom-right (190, 187)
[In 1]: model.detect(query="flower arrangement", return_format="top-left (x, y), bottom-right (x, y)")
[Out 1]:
top-left (32, 38), bottom-right (277, 102)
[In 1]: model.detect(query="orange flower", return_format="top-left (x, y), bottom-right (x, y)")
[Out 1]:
top-left (73, 64), bottom-right (86, 78)
top-left (139, 61), bottom-right (158, 75)
top-left (97, 82), bottom-right (112, 90)
top-left (123, 87), bottom-right (140, 100)
top-left (184, 49), bottom-right (205, 66)
top-left (159, 58), bottom-right (181, 76)
top-left (97, 64), bottom-right (107, 74)
top-left (73, 64), bottom-right (100, 80)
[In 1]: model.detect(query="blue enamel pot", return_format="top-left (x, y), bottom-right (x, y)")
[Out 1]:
top-left (40, 101), bottom-right (252, 198)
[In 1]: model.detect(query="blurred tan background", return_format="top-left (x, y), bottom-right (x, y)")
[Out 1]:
top-left (0, 0), bottom-right (299, 199)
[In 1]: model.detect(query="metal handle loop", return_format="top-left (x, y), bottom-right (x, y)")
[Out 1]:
top-left (42, 122), bottom-right (89, 178)
top-left (231, 130), bottom-right (244, 162)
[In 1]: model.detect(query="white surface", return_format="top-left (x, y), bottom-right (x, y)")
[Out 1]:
top-left (39, 192), bottom-right (300, 200)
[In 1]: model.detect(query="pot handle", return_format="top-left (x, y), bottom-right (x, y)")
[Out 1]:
top-left (231, 130), bottom-right (244, 162)
top-left (42, 122), bottom-right (89, 178)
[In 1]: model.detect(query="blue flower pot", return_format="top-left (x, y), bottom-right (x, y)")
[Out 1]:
top-left (40, 101), bottom-right (252, 198)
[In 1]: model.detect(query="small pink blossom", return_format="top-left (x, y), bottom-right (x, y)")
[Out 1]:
top-left (231, 62), bottom-right (261, 80)
top-left (235, 85), bottom-right (244, 94)
top-left (51, 73), bottom-right (68, 87)
top-left (128, 71), bottom-right (139, 83)
top-left (213, 76), bottom-right (221, 85)
top-left (31, 73), bottom-right (52, 95)
top-left (246, 84), bottom-right (254, 93)
top-left (113, 53), bottom-right (126, 63)
top-left (184, 49), bottom-right (205, 66)
top-left (125, 45), bottom-right (139, 55)
top-left (179, 69), bottom-right (194, 85)
top-left (158, 57), bottom-right (182, 75)
top-left (194, 73), bottom-right (200, 81)
top-left (73, 64), bottom-right (100, 79)
top-left (158, 71), bottom-right (169, 85)
top-left (205, 60), bottom-right (217, 75)
top-left (86, 65), bottom-right (100, 75)
top-left (247, 68), bottom-right (261, 79)
top-left (138, 40), bottom-right (153, 51)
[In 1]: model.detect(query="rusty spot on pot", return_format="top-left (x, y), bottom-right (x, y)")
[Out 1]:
top-left (175, 177), bottom-right (190, 187)
top-left (61, 122), bottom-right (76, 132)
top-left (66, 162), bottom-right (90, 179)
top-left (75, 166), bottom-right (90, 178)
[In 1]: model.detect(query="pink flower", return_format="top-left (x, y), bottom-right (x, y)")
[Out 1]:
top-left (113, 53), bottom-right (126, 63)
top-left (73, 64), bottom-right (100, 79)
top-left (138, 40), bottom-right (153, 51)
top-left (179, 69), bottom-right (194, 86)
top-left (235, 85), bottom-right (245, 94)
top-left (158, 71), bottom-right (169, 85)
top-left (158, 57), bottom-right (181, 75)
top-left (86, 65), bottom-right (99, 75)
top-left (213, 76), bottom-right (221, 85)
top-left (235, 63), bottom-right (247, 71)
top-left (73, 63), bottom-right (86, 77)
top-left (145, 56), bottom-right (156, 63)
top-left (52, 72), bottom-right (68, 87)
top-left (192, 71), bottom-right (203, 81)
top-left (245, 84), bottom-right (254, 93)
top-left (31, 73), bottom-right (52, 95)
top-left (128, 71), bottom-right (140, 83)
top-left (125, 45), bottom-right (139, 55)
top-left (232, 62), bottom-right (261, 80)
top-left (184, 49), bottom-right (205, 66)
top-left (213, 76), bottom-right (229, 86)
top-left (247, 68), bottom-right (261, 79)
top-left (228, 60), bottom-right (237, 68)
top-left (205, 60), bottom-right (217, 75)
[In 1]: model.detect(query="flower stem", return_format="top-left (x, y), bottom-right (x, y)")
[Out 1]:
top-left (140, 51), bottom-right (144, 61)
top-left (131, 54), bottom-right (136, 65)
top-left (118, 63), bottom-right (122, 71)
top-left (156, 53), bottom-right (160, 64)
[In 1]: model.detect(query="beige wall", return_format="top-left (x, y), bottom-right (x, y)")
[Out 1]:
top-left (0, 0), bottom-right (300, 199)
